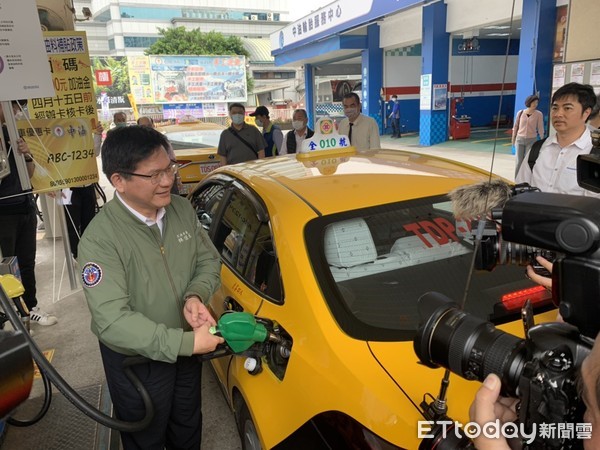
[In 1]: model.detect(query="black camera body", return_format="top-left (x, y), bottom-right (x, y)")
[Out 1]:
top-left (500, 192), bottom-right (600, 339)
top-left (414, 152), bottom-right (600, 449)
top-left (577, 128), bottom-right (600, 192)
top-left (467, 190), bottom-right (600, 340)
top-left (415, 292), bottom-right (592, 449)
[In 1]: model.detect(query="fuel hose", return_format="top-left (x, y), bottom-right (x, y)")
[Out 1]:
top-left (0, 287), bottom-right (154, 432)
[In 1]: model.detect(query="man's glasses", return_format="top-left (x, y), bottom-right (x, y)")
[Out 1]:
top-left (120, 163), bottom-right (178, 185)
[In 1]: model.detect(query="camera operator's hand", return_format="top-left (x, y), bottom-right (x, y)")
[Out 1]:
top-left (526, 256), bottom-right (553, 289)
top-left (525, 257), bottom-right (565, 322)
top-left (469, 374), bottom-right (518, 450)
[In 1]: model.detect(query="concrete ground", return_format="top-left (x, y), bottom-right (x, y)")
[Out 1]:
top-left (0, 128), bottom-right (516, 450)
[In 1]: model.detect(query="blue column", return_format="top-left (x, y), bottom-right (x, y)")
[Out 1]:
top-left (304, 63), bottom-right (315, 129)
top-left (361, 24), bottom-right (383, 133)
top-left (514, 0), bottom-right (556, 135)
top-left (420, 1), bottom-right (449, 146)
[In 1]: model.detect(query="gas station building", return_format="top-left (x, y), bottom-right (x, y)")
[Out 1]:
top-left (271, 0), bottom-right (597, 146)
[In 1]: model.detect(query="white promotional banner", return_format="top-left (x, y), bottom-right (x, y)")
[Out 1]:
top-left (0, 0), bottom-right (55, 100)
top-left (272, 0), bottom-right (373, 51)
top-left (420, 74), bottom-right (432, 110)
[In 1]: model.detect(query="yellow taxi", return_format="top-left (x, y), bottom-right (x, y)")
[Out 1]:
top-left (188, 141), bottom-right (555, 449)
top-left (159, 121), bottom-right (223, 194)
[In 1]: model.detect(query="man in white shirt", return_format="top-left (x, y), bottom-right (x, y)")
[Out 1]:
top-left (337, 93), bottom-right (381, 151)
top-left (516, 82), bottom-right (599, 197)
top-left (280, 109), bottom-right (314, 154)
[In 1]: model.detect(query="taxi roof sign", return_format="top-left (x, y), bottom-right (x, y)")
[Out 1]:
top-left (297, 117), bottom-right (353, 156)
top-left (317, 117), bottom-right (336, 135)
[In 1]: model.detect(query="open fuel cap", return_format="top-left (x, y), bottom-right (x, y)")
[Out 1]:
top-left (244, 358), bottom-right (258, 372)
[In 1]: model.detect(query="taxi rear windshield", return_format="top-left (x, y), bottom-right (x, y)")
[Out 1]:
top-left (169, 140), bottom-right (214, 150)
top-left (305, 195), bottom-right (554, 342)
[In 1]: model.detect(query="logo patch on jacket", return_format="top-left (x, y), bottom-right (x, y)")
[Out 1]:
top-left (81, 262), bottom-right (103, 288)
top-left (176, 230), bottom-right (192, 243)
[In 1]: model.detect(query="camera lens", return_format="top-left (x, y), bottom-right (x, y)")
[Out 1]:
top-left (499, 241), bottom-right (532, 266)
top-left (414, 292), bottom-right (527, 396)
top-left (475, 232), bottom-right (556, 271)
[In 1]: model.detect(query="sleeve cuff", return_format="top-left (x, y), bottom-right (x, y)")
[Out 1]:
top-left (184, 290), bottom-right (206, 304)
top-left (179, 331), bottom-right (195, 356)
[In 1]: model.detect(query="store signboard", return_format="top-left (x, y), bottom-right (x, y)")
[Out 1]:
top-left (91, 56), bottom-right (131, 109)
top-left (128, 55), bottom-right (154, 104)
top-left (149, 55), bottom-right (247, 103)
top-left (272, 0), bottom-right (421, 53)
top-left (274, 1), bottom-right (372, 51)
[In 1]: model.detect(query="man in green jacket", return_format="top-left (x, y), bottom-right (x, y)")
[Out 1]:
top-left (78, 126), bottom-right (224, 449)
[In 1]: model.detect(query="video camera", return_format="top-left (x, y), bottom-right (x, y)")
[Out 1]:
top-left (413, 137), bottom-right (600, 449)
top-left (466, 190), bottom-right (600, 337)
top-left (472, 128), bottom-right (600, 278)
top-left (466, 185), bottom-right (559, 276)
top-left (577, 128), bottom-right (600, 192)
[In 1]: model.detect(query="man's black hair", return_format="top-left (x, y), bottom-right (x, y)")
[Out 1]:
top-left (552, 83), bottom-right (596, 114)
top-left (229, 102), bottom-right (245, 112)
top-left (293, 108), bottom-right (308, 119)
top-left (113, 111), bottom-right (127, 121)
top-left (101, 125), bottom-right (170, 182)
top-left (342, 92), bottom-right (361, 105)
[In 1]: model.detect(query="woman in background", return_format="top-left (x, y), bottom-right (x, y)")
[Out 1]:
top-left (512, 94), bottom-right (545, 175)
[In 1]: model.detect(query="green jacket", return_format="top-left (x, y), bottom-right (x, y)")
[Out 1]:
top-left (78, 194), bottom-right (221, 363)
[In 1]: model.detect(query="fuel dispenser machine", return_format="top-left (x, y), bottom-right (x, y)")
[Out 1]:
top-left (450, 98), bottom-right (471, 140)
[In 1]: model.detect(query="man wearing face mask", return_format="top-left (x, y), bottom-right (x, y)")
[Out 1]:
top-left (249, 106), bottom-right (283, 157)
top-left (112, 112), bottom-right (128, 129)
top-left (218, 103), bottom-right (266, 165)
top-left (338, 93), bottom-right (381, 151)
top-left (389, 95), bottom-right (401, 138)
top-left (280, 108), bottom-right (314, 155)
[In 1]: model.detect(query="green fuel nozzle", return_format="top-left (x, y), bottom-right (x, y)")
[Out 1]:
top-left (210, 312), bottom-right (272, 353)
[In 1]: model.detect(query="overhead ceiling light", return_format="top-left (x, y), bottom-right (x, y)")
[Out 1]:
top-left (461, 29), bottom-right (479, 38)
top-left (486, 33), bottom-right (510, 37)
top-left (483, 25), bottom-right (510, 30)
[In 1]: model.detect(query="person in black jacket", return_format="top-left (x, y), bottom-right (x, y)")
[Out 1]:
top-left (0, 100), bottom-right (57, 326)
top-left (280, 109), bottom-right (314, 154)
